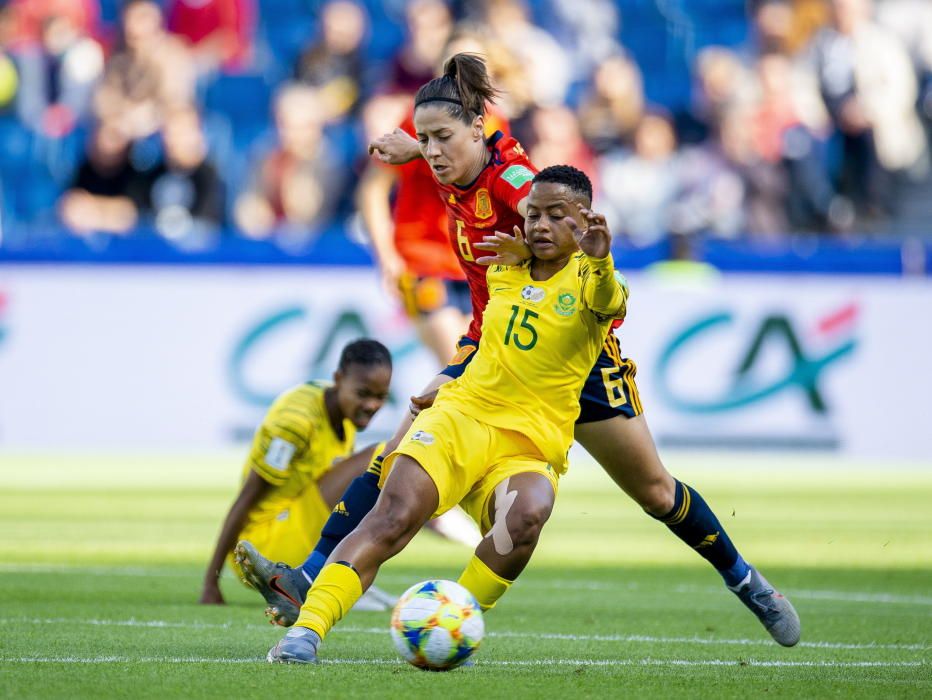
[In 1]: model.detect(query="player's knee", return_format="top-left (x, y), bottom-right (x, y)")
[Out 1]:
top-left (508, 501), bottom-right (552, 551)
top-left (365, 496), bottom-right (422, 547)
top-left (637, 477), bottom-right (675, 517)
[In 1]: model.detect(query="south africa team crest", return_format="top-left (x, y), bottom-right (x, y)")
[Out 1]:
top-left (554, 289), bottom-right (577, 316)
top-left (474, 188), bottom-right (493, 219)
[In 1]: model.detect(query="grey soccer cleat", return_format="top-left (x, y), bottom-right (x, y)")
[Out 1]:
top-left (730, 567), bottom-right (801, 647)
top-left (267, 627), bottom-right (321, 664)
top-left (234, 541), bottom-right (309, 627)
top-left (235, 540), bottom-right (397, 623)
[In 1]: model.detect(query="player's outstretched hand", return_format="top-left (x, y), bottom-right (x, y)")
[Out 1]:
top-left (409, 390), bottom-right (438, 416)
top-left (198, 584), bottom-right (226, 605)
top-left (570, 208), bottom-right (612, 259)
top-left (368, 128), bottom-right (421, 165)
top-left (474, 226), bottom-right (533, 266)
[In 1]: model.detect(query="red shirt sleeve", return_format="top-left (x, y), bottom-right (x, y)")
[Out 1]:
top-left (487, 134), bottom-right (537, 214)
top-left (490, 161), bottom-right (535, 214)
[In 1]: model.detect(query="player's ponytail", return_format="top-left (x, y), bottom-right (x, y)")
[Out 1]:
top-left (414, 53), bottom-right (499, 124)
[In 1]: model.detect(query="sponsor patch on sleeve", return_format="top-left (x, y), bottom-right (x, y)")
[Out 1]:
top-left (500, 165), bottom-right (535, 189)
top-left (264, 437), bottom-right (296, 472)
top-left (411, 430), bottom-right (435, 445)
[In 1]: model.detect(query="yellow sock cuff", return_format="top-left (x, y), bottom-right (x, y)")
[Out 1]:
top-left (295, 562), bottom-right (363, 638)
top-left (457, 555), bottom-right (513, 611)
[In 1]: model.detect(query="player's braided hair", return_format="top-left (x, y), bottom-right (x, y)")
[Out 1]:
top-left (339, 339), bottom-right (392, 372)
top-left (414, 53), bottom-right (499, 124)
top-left (533, 165), bottom-right (593, 204)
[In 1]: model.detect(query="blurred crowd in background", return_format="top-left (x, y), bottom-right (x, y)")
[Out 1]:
top-left (1, 0), bottom-right (931, 256)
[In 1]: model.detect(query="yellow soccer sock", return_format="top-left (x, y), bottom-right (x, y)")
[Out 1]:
top-left (457, 555), bottom-right (513, 611)
top-left (294, 562), bottom-right (363, 638)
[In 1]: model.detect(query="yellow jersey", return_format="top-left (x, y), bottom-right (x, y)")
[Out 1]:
top-left (243, 382), bottom-right (356, 525)
top-left (435, 252), bottom-right (628, 473)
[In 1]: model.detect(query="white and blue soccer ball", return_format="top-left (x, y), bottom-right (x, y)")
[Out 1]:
top-left (390, 579), bottom-right (484, 671)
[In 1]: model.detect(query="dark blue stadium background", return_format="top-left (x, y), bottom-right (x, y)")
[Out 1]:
top-left (0, 0), bottom-right (928, 273)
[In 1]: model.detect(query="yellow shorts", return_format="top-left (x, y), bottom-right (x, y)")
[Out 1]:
top-left (227, 483), bottom-right (330, 579)
top-left (382, 401), bottom-right (559, 534)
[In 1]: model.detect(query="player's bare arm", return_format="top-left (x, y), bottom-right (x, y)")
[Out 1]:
top-left (199, 470), bottom-right (271, 605)
top-left (357, 164), bottom-right (405, 297)
top-left (367, 128), bottom-right (422, 165)
top-left (409, 387), bottom-right (440, 415)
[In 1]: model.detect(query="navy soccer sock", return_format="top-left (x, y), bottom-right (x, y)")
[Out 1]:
top-left (301, 460), bottom-right (383, 581)
top-left (653, 480), bottom-right (750, 587)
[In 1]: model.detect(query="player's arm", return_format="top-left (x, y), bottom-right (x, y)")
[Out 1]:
top-left (573, 208), bottom-right (628, 320)
top-left (357, 164), bottom-right (405, 297)
top-left (371, 371), bottom-right (454, 464)
top-left (408, 372), bottom-right (453, 415)
top-left (368, 128), bottom-right (422, 165)
top-left (199, 470), bottom-right (271, 604)
top-left (200, 414), bottom-right (308, 604)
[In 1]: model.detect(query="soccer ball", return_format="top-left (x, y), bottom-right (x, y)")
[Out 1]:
top-left (390, 579), bottom-right (484, 671)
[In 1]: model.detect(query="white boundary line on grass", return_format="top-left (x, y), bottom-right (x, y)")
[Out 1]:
top-left (2, 564), bottom-right (930, 607)
top-left (524, 579), bottom-right (932, 606)
top-left (0, 656), bottom-right (926, 669)
top-left (1, 617), bottom-right (928, 653)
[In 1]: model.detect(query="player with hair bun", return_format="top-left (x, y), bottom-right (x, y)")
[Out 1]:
top-left (358, 33), bottom-right (510, 371)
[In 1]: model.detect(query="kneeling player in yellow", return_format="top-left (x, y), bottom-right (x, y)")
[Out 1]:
top-left (199, 339), bottom-right (393, 609)
top-left (267, 165), bottom-right (628, 663)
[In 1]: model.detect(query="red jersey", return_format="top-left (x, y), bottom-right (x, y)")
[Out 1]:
top-left (433, 132), bottom-right (537, 340)
top-left (392, 108), bottom-right (509, 280)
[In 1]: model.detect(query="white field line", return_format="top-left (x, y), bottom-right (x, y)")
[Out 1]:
top-left (0, 656), bottom-right (926, 669)
top-left (1, 617), bottom-right (928, 653)
top-left (520, 579), bottom-right (932, 606)
top-left (2, 564), bottom-right (931, 606)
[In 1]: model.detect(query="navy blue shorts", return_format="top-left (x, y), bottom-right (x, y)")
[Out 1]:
top-left (577, 333), bottom-right (643, 424)
top-left (440, 334), bottom-right (643, 423)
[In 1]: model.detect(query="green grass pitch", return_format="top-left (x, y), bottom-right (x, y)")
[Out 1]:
top-left (0, 452), bottom-right (929, 698)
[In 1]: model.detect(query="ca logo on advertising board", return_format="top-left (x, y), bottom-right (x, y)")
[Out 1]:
top-left (654, 304), bottom-right (859, 450)
top-left (225, 304), bottom-right (421, 441)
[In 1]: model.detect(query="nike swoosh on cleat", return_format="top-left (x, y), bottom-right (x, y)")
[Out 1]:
top-left (268, 576), bottom-right (301, 608)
